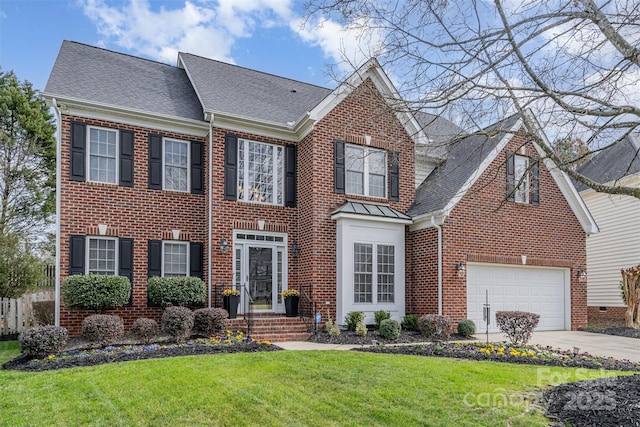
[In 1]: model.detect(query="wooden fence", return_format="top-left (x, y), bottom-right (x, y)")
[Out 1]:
top-left (0, 289), bottom-right (55, 336)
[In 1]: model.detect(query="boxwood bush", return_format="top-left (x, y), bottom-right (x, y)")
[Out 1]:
top-left (162, 306), bottom-right (194, 344)
top-left (379, 319), bottom-right (401, 340)
top-left (130, 318), bottom-right (159, 344)
top-left (344, 311), bottom-right (366, 331)
top-left (401, 314), bottom-right (418, 331)
top-left (19, 325), bottom-right (68, 357)
top-left (147, 276), bottom-right (205, 307)
top-left (61, 274), bottom-right (131, 311)
top-left (192, 308), bottom-right (228, 337)
top-left (418, 314), bottom-right (452, 342)
top-left (82, 314), bottom-right (124, 346)
top-left (457, 319), bottom-right (476, 338)
top-left (374, 310), bottom-right (391, 328)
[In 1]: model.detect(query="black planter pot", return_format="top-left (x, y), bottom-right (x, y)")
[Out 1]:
top-left (284, 295), bottom-right (299, 317)
top-left (223, 295), bottom-right (239, 319)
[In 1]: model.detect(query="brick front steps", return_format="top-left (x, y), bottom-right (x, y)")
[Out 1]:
top-left (226, 314), bottom-right (313, 342)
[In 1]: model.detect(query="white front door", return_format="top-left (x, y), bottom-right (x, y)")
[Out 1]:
top-left (233, 232), bottom-right (287, 313)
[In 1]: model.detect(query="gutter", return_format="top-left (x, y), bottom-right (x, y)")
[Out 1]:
top-left (207, 113), bottom-right (214, 308)
top-left (52, 99), bottom-right (62, 327)
top-left (430, 215), bottom-right (443, 316)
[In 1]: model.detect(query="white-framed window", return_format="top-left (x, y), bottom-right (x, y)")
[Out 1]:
top-left (164, 138), bottom-right (189, 192)
top-left (237, 138), bottom-right (284, 205)
top-left (345, 144), bottom-right (386, 198)
top-left (514, 155), bottom-right (529, 204)
top-left (87, 237), bottom-right (117, 275)
top-left (88, 126), bottom-right (118, 184)
top-left (353, 242), bottom-right (395, 304)
top-left (162, 241), bottom-right (188, 277)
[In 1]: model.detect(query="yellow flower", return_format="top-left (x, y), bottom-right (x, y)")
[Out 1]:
top-left (260, 340), bottom-right (271, 345)
top-left (47, 354), bottom-right (55, 360)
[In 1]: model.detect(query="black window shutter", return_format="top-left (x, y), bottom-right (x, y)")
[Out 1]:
top-left (334, 140), bottom-right (345, 194)
top-left (69, 235), bottom-right (85, 275)
top-left (285, 145), bottom-right (297, 207)
top-left (189, 242), bottom-right (203, 279)
top-left (119, 130), bottom-right (134, 187)
top-left (506, 151), bottom-right (515, 202)
top-left (147, 240), bottom-right (162, 278)
top-left (70, 122), bottom-right (86, 181)
top-left (389, 151), bottom-right (400, 202)
top-left (531, 158), bottom-right (540, 206)
top-left (224, 134), bottom-right (238, 200)
top-left (119, 238), bottom-right (134, 306)
top-left (191, 140), bottom-right (204, 194)
top-left (148, 134), bottom-right (163, 189)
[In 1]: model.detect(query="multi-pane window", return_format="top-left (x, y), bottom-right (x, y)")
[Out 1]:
top-left (514, 155), bottom-right (529, 203)
top-left (377, 245), bottom-right (395, 303)
top-left (237, 139), bottom-right (283, 204)
top-left (88, 127), bottom-right (117, 184)
top-left (354, 243), bottom-right (395, 304)
top-left (164, 139), bottom-right (189, 191)
top-left (345, 144), bottom-right (386, 198)
top-left (163, 242), bottom-right (188, 277)
top-left (88, 237), bottom-right (116, 275)
top-left (354, 243), bottom-right (373, 303)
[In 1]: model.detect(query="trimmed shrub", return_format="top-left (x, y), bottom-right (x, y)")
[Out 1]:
top-left (19, 325), bottom-right (68, 357)
top-left (495, 311), bottom-right (540, 346)
top-left (344, 311), bottom-right (365, 331)
top-left (82, 314), bottom-right (124, 346)
top-left (418, 314), bottom-right (452, 342)
top-left (401, 314), bottom-right (418, 331)
top-left (162, 306), bottom-right (194, 344)
top-left (355, 320), bottom-right (368, 337)
top-left (374, 310), bottom-right (391, 328)
top-left (147, 276), bottom-right (205, 307)
top-left (379, 319), bottom-right (401, 340)
top-left (457, 319), bottom-right (476, 338)
top-left (192, 308), bottom-right (228, 337)
top-left (32, 300), bottom-right (55, 325)
top-left (62, 274), bottom-right (131, 311)
top-left (130, 318), bottom-right (159, 344)
top-left (325, 316), bottom-right (341, 337)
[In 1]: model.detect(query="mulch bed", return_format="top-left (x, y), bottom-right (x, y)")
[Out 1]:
top-left (3, 342), bottom-right (282, 372)
top-left (307, 328), bottom-right (469, 345)
top-left (579, 326), bottom-right (640, 339)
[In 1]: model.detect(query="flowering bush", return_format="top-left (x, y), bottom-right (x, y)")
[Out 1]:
top-left (19, 325), bottom-right (68, 357)
top-left (495, 311), bottom-right (540, 346)
top-left (162, 306), bottom-right (194, 344)
top-left (281, 289), bottom-right (299, 298)
top-left (222, 288), bottom-right (240, 297)
top-left (82, 314), bottom-right (124, 346)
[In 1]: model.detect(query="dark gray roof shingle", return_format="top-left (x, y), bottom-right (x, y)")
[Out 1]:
top-left (575, 134), bottom-right (640, 192)
top-left (408, 114), bottom-right (521, 217)
top-left (179, 52), bottom-right (332, 125)
top-left (44, 41), bottom-right (205, 122)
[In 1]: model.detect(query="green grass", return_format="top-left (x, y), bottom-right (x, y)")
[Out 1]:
top-left (0, 341), bottom-right (624, 426)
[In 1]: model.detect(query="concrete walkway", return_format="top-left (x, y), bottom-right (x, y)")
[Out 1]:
top-left (276, 331), bottom-right (640, 363)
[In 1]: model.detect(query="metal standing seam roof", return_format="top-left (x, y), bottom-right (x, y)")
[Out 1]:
top-left (43, 41), bottom-right (204, 122)
top-left (331, 201), bottom-right (412, 220)
top-left (575, 134), bottom-right (640, 192)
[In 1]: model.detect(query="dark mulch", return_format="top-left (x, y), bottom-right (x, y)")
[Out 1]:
top-left (3, 342), bottom-right (282, 372)
top-left (580, 326), bottom-right (640, 339)
top-left (544, 374), bottom-right (640, 427)
top-left (307, 328), bottom-right (470, 345)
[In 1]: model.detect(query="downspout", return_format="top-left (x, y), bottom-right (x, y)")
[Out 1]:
top-left (207, 113), bottom-right (214, 308)
top-left (52, 99), bottom-right (62, 326)
top-left (430, 215), bottom-right (443, 316)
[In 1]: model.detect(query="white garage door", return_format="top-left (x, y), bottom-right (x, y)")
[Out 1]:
top-left (467, 264), bottom-right (569, 333)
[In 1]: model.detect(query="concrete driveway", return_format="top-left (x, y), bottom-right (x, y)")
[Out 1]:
top-left (475, 330), bottom-right (640, 363)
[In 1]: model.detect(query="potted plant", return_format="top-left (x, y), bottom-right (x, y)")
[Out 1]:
top-left (282, 289), bottom-right (300, 317)
top-left (222, 288), bottom-right (240, 319)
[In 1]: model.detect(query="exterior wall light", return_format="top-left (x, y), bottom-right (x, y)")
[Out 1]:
top-left (456, 261), bottom-right (466, 278)
top-left (220, 238), bottom-right (229, 254)
top-left (291, 241), bottom-right (300, 258)
top-left (577, 269), bottom-right (587, 282)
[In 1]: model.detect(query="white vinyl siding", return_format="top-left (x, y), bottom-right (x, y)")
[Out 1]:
top-left (583, 191), bottom-right (640, 307)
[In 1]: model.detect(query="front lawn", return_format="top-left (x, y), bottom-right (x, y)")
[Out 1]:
top-left (0, 342), bottom-right (626, 426)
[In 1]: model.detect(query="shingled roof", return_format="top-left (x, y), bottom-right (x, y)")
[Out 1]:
top-left (575, 134), bottom-right (640, 192)
top-left (44, 41), bottom-right (203, 122)
top-left (408, 114), bottom-right (521, 217)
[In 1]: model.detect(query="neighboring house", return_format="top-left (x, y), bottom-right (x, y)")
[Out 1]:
top-left (43, 41), bottom-right (596, 337)
top-left (576, 134), bottom-right (640, 323)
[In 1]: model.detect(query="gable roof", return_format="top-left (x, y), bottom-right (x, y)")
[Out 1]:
top-left (409, 114), bottom-right (521, 217)
top-left (178, 52), bottom-right (332, 126)
top-left (44, 41), bottom-right (203, 122)
top-left (575, 134), bottom-right (640, 192)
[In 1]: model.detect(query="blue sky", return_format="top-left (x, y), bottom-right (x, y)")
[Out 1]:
top-left (1, 0), bottom-right (382, 93)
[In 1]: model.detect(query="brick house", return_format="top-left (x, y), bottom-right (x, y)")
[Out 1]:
top-left (43, 41), bottom-right (596, 338)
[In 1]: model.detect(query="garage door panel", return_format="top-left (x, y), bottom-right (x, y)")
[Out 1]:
top-left (467, 264), bottom-right (567, 332)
